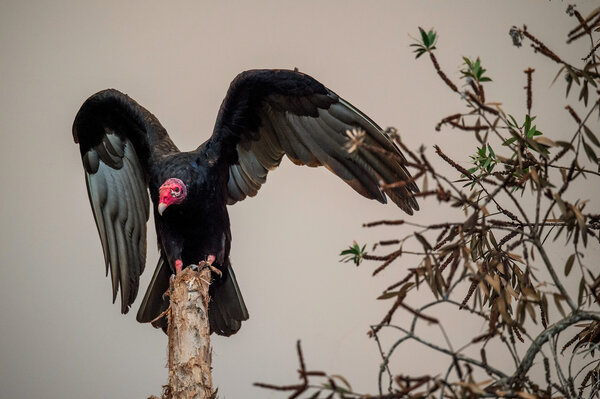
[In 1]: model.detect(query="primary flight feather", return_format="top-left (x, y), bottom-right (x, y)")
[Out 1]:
top-left (73, 69), bottom-right (419, 336)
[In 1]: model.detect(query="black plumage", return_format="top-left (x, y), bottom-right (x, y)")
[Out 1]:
top-left (73, 69), bottom-right (419, 336)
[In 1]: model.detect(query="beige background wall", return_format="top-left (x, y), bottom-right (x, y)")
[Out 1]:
top-left (0, 1), bottom-right (596, 398)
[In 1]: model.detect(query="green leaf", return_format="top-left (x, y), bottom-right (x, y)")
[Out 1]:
top-left (566, 73), bottom-right (574, 97)
top-left (554, 294), bottom-right (567, 318)
top-left (583, 141), bottom-right (599, 164)
top-left (339, 241), bottom-right (367, 266)
top-left (411, 29), bottom-right (437, 59)
top-left (489, 231), bottom-right (498, 249)
top-left (565, 254), bottom-right (575, 276)
top-left (463, 56), bottom-right (473, 68)
top-left (460, 56), bottom-right (491, 83)
top-left (427, 30), bottom-right (437, 46)
top-left (483, 157), bottom-right (491, 170)
top-left (419, 27), bottom-right (429, 46)
top-left (578, 277), bottom-right (586, 306)
top-left (584, 125), bottom-right (600, 147)
top-left (308, 390), bottom-right (321, 399)
top-left (331, 374), bottom-right (353, 391)
top-left (524, 115), bottom-right (533, 133)
top-left (579, 81), bottom-right (589, 106)
top-left (526, 137), bottom-right (548, 156)
top-left (582, 70), bottom-right (598, 87)
top-left (552, 66), bottom-right (566, 86)
top-left (566, 66), bottom-right (580, 85)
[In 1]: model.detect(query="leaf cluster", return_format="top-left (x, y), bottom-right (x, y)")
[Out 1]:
top-left (461, 57), bottom-right (492, 83)
top-left (339, 241), bottom-right (367, 267)
top-left (410, 27), bottom-right (437, 59)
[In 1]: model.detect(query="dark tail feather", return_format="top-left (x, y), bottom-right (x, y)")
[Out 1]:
top-left (209, 260), bottom-right (249, 336)
top-left (136, 255), bottom-right (170, 332)
top-left (136, 256), bottom-right (249, 336)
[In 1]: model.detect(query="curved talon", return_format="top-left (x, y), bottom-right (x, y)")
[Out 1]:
top-left (178, 256), bottom-right (222, 276)
top-left (208, 264), bottom-right (222, 278)
top-left (204, 254), bottom-right (222, 277)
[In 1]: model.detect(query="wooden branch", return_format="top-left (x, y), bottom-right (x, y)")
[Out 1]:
top-left (152, 264), bottom-right (215, 399)
top-left (505, 311), bottom-right (600, 387)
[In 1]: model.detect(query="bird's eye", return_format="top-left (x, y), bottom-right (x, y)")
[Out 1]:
top-left (174, 187), bottom-right (180, 192)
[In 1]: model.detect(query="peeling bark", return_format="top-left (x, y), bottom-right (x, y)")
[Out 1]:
top-left (152, 265), bottom-right (214, 399)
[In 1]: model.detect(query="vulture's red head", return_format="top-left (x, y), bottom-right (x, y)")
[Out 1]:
top-left (158, 178), bottom-right (187, 216)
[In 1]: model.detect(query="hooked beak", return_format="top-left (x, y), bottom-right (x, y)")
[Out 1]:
top-left (157, 202), bottom-right (168, 216)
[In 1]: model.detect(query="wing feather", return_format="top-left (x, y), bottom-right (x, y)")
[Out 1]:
top-left (268, 110), bottom-right (317, 165)
top-left (74, 89), bottom-right (168, 313)
top-left (309, 114), bottom-right (387, 200)
top-left (210, 69), bottom-right (419, 213)
top-left (252, 110), bottom-right (284, 168)
top-left (234, 162), bottom-right (261, 195)
top-left (85, 172), bottom-right (109, 270)
top-left (237, 149), bottom-right (268, 186)
top-left (84, 140), bottom-right (149, 312)
top-left (296, 115), bottom-right (386, 202)
top-left (227, 167), bottom-right (246, 204)
top-left (288, 114), bottom-right (351, 178)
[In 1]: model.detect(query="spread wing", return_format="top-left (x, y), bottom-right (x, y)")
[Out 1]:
top-left (73, 89), bottom-right (176, 313)
top-left (209, 69), bottom-right (419, 214)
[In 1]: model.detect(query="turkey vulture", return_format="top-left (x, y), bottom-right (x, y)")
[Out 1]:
top-left (73, 69), bottom-right (419, 336)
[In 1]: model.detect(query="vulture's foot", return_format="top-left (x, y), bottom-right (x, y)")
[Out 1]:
top-left (205, 255), bottom-right (222, 277)
top-left (170, 259), bottom-right (184, 280)
top-left (188, 255), bottom-right (222, 277)
top-left (175, 259), bottom-right (183, 273)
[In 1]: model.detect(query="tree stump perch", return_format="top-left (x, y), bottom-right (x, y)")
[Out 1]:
top-left (153, 264), bottom-right (215, 399)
